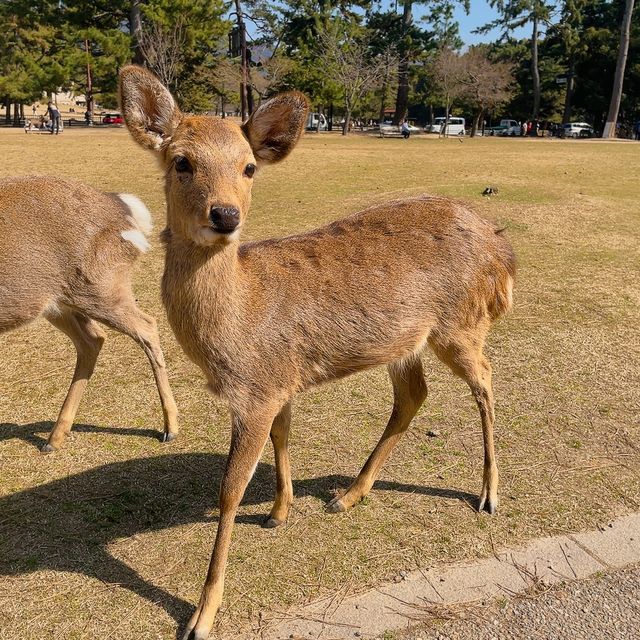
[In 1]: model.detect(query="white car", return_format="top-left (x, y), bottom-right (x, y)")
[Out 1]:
top-left (427, 117), bottom-right (465, 136)
top-left (380, 121), bottom-right (421, 134)
top-left (306, 112), bottom-right (328, 131)
top-left (563, 122), bottom-right (594, 138)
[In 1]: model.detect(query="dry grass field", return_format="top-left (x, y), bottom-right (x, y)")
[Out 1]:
top-left (0, 128), bottom-right (638, 639)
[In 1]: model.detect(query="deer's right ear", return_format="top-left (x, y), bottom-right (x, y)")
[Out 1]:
top-left (118, 65), bottom-right (182, 151)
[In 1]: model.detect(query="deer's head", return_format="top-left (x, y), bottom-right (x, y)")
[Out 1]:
top-left (119, 65), bottom-right (308, 247)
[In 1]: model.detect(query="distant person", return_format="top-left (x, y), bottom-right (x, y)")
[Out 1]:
top-left (46, 101), bottom-right (61, 135)
top-left (401, 119), bottom-right (411, 139)
top-left (635, 119), bottom-right (640, 141)
top-left (84, 109), bottom-right (92, 125)
top-left (32, 104), bottom-right (37, 116)
top-left (526, 121), bottom-right (532, 136)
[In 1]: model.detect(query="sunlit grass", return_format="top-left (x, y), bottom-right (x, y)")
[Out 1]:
top-left (0, 128), bottom-right (638, 639)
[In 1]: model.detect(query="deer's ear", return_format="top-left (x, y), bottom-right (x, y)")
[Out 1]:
top-left (119, 65), bottom-right (182, 151)
top-left (242, 92), bottom-right (309, 164)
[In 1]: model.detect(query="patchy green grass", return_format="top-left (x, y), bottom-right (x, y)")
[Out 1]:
top-left (0, 128), bottom-right (638, 639)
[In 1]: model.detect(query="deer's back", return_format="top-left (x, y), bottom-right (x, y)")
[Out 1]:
top-left (233, 196), bottom-right (515, 390)
top-left (0, 176), bottom-right (145, 331)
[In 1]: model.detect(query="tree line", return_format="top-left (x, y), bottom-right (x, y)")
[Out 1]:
top-left (1, 0), bottom-right (638, 137)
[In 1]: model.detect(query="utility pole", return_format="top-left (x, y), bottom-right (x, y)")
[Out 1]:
top-left (233, 0), bottom-right (252, 120)
top-left (85, 38), bottom-right (94, 125)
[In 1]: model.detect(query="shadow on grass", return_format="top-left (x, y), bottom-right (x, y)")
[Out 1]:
top-left (0, 421), bottom-right (162, 450)
top-left (0, 442), bottom-right (476, 629)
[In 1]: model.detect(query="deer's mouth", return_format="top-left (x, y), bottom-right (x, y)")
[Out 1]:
top-left (193, 224), bottom-right (241, 246)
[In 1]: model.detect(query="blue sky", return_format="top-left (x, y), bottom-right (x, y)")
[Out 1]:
top-left (243, 1), bottom-right (534, 48)
top-left (414, 0), bottom-right (532, 45)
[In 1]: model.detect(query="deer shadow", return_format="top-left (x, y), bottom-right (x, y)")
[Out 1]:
top-left (0, 420), bottom-right (162, 449)
top-left (0, 447), bottom-right (476, 629)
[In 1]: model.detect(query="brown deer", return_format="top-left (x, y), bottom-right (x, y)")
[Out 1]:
top-left (119, 65), bottom-right (515, 640)
top-left (0, 175), bottom-right (178, 451)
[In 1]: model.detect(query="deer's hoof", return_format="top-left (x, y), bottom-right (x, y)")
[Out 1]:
top-left (162, 431), bottom-right (178, 444)
top-left (262, 517), bottom-right (283, 529)
top-left (325, 497), bottom-right (348, 513)
top-left (41, 443), bottom-right (56, 454)
top-left (478, 496), bottom-right (497, 515)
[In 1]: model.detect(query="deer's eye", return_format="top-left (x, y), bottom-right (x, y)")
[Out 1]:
top-left (174, 156), bottom-right (193, 174)
top-left (244, 163), bottom-right (256, 178)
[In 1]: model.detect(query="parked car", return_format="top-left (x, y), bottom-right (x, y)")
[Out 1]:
top-left (563, 122), bottom-right (594, 138)
top-left (306, 112), bottom-right (327, 131)
top-left (102, 112), bottom-right (123, 125)
top-left (427, 117), bottom-right (465, 136)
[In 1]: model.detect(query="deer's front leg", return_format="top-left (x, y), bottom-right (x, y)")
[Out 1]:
top-left (182, 408), bottom-right (274, 640)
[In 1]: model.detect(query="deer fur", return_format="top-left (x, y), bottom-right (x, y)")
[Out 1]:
top-left (0, 175), bottom-right (178, 451)
top-left (119, 65), bottom-right (516, 640)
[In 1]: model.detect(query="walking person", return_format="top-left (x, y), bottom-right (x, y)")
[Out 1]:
top-left (46, 101), bottom-right (61, 135)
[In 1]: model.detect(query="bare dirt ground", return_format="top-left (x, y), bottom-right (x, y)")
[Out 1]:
top-left (0, 129), bottom-right (638, 639)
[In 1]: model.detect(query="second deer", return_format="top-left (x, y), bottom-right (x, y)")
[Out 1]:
top-left (119, 65), bottom-right (516, 639)
top-left (0, 175), bottom-right (178, 451)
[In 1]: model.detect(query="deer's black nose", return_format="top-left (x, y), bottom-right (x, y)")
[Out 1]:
top-left (209, 206), bottom-right (240, 233)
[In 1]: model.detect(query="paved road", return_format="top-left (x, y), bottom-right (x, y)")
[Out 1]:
top-left (404, 564), bottom-right (640, 640)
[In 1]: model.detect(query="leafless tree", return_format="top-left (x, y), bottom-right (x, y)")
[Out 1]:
top-left (138, 17), bottom-right (186, 91)
top-left (250, 54), bottom-right (294, 103)
top-left (460, 48), bottom-right (515, 137)
top-left (212, 58), bottom-right (243, 116)
top-left (431, 47), bottom-right (468, 137)
top-left (319, 27), bottom-right (398, 136)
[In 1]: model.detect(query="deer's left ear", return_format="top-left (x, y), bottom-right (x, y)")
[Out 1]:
top-left (242, 92), bottom-right (309, 164)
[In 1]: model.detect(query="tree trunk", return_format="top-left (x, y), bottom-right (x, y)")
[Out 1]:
top-left (562, 55), bottom-right (576, 125)
top-left (440, 102), bottom-right (450, 138)
top-left (13, 102), bottom-right (20, 126)
top-left (130, 0), bottom-right (144, 64)
top-left (531, 15), bottom-right (541, 119)
top-left (379, 68), bottom-right (389, 125)
top-left (392, 0), bottom-right (412, 125)
top-left (471, 109), bottom-right (482, 137)
top-left (5, 99), bottom-right (11, 125)
top-left (342, 108), bottom-right (351, 136)
top-left (602, 0), bottom-right (635, 138)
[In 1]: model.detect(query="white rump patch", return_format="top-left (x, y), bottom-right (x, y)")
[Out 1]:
top-left (117, 193), bottom-right (153, 236)
top-left (121, 229), bottom-right (150, 253)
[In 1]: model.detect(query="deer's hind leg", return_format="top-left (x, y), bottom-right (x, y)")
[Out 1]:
top-left (326, 355), bottom-right (428, 513)
top-left (88, 296), bottom-right (179, 443)
top-left (43, 308), bottom-right (106, 452)
top-left (263, 401), bottom-right (293, 529)
top-left (428, 319), bottom-right (498, 514)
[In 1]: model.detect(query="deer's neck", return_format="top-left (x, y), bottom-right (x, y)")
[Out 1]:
top-left (161, 231), bottom-right (246, 384)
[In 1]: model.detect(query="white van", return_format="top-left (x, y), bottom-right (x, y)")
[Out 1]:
top-left (428, 117), bottom-right (465, 136)
top-left (306, 112), bottom-right (328, 131)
